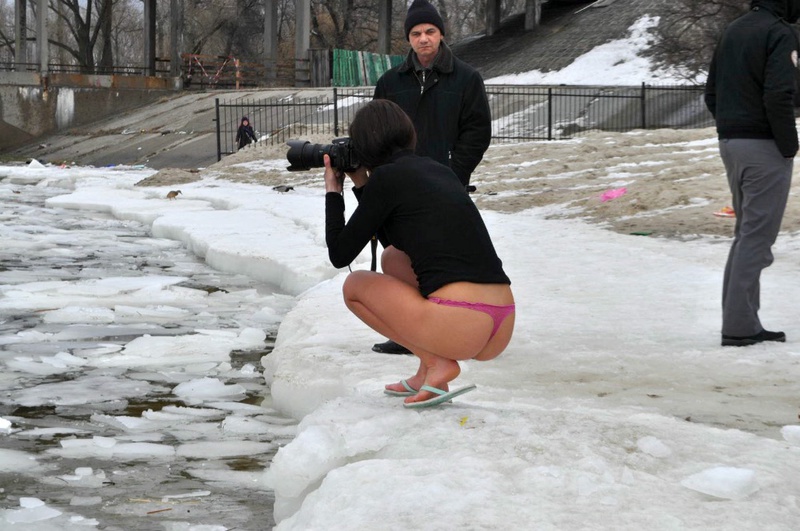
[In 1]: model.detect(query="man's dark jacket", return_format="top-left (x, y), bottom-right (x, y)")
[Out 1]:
top-left (373, 42), bottom-right (491, 186)
top-left (705, 0), bottom-right (800, 157)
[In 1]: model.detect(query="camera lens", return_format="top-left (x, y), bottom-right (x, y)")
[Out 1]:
top-left (286, 140), bottom-right (328, 171)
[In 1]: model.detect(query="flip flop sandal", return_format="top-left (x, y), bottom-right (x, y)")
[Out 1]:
top-left (402, 384), bottom-right (477, 409)
top-left (384, 379), bottom-right (418, 397)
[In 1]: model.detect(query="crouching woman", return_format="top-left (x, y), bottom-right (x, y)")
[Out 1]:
top-left (324, 99), bottom-right (514, 408)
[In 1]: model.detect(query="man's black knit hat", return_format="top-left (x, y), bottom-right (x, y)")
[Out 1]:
top-left (404, 0), bottom-right (445, 40)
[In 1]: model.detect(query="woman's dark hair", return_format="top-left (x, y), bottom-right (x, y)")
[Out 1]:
top-left (349, 100), bottom-right (416, 170)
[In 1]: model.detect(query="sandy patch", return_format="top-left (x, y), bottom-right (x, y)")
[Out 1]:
top-left (136, 127), bottom-right (800, 240)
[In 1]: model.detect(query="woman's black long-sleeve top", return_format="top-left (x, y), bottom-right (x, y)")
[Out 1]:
top-left (325, 151), bottom-right (510, 297)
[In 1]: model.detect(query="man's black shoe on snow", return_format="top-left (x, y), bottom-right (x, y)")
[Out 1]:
top-left (372, 339), bottom-right (412, 355)
top-left (721, 329), bottom-right (786, 347)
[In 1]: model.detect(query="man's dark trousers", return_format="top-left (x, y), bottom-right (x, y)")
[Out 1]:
top-left (719, 138), bottom-right (793, 336)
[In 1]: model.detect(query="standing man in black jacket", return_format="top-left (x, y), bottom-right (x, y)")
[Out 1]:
top-left (374, 0), bottom-right (491, 188)
top-left (705, 0), bottom-right (800, 347)
top-left (370, 0), bottom-right (492, 355)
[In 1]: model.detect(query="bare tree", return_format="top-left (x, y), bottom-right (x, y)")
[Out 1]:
top-left (182, 0), bottom-right (226, 55)
top-left (651, 0), bottom-right (749, 78)
top-left (307, 0), bottom-right (379, 50)
top-left (5, 0), bottom-right (738, 82)
top-left (438, 0), bottom-right (485, 43)
top-left (221, 0), bottom-right (266, 58)
top-left (0, 0), bottom-right (21, 63)
top-left (112, 0), bottom-right (146, 68)
top-left (28, 0), bottom-right (114, 73)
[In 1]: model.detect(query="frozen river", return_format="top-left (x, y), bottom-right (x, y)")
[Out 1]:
top-left (0, 168), bottom-right (296, 530)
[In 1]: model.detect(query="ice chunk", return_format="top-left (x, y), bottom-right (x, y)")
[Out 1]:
top-left (636, 436), bottom-right (672, 458)
top-left (176, 440), bottom-right (274, 458)
top-left (3, 497), bottom-right (62, 523)
top-left (20, 498), bottom-right (44, 509)
top-left (0, 448), bottom-right (40, 473)
top-left (69, 496), bottom-right (102, 506)
top-left (780, 425), bottom-right (800, 446)
top-left (113, 304), bottom-right (192, 323)
top-left (681, 466), bottom-right (759, 500)
top-left (173, 377), bottom-right (246, 401)
top-left (57, 468), bottom-right (107, 488)
top-left (161, 490), bottom-right (211, 501)
top-left (42, 306), bottom-right (114, 324)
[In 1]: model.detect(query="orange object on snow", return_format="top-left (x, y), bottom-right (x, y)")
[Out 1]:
top-left (713, 206), bottom-right (735, 218)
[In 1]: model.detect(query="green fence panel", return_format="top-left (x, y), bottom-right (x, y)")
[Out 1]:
top-left (333, 49), bottom-right (403, 86)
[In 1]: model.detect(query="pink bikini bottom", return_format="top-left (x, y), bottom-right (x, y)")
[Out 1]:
top-left (428, 297), bottom-right (516, 338)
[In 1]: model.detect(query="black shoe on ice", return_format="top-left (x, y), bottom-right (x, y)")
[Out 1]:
top-left (721, 329), bottom-right (785, 347)
top-left (372, 339), bottom-right (412, 355)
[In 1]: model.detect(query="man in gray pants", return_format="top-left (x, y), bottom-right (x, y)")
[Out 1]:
top-left (705, 0), bottom-right (800, 347)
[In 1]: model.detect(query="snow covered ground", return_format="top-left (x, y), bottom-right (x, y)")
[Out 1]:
top-left (2, 145), bottom-right (799, 529)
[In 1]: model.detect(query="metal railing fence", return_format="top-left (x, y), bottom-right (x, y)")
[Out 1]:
top-left (0, 58), bottom-right (296, 89)
top-left (215, 84), bottom-right (713, 160)
top-left (0, 60), bottom-right (172, 76)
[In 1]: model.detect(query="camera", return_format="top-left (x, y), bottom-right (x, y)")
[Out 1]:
top-left (286, 137), bottom-right (360, 173)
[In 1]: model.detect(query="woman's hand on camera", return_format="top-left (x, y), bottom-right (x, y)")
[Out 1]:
top-left (323, 154), bottom-right (345, 193)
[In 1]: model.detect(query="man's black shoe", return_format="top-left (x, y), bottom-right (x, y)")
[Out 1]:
top-left (372, 339), bottom-right (412, 355)
top-left (721, 329), bottom-right (786, 347)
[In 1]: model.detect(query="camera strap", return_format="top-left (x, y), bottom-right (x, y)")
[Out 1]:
top-left (370, 235), bottom-right (377, 272)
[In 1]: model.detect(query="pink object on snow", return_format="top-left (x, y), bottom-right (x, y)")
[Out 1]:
top-left (600, 187), bottom-right (627, 202)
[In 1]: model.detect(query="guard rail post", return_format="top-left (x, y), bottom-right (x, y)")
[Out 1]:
top-left (641, 82), bottom-right (647, 129)
top-left (215, 98), bottom-right (222, 161)
top-left (333, 88), bottom-right (340, 137)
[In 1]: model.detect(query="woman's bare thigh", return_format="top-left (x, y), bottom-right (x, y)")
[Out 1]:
top-left (343, 272), bottom-right (505, 360)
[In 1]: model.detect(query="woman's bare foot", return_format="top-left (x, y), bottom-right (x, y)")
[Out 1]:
top-left (404, 358), bottom-right (461, 404)
top-left (384, 378), bottom-right (422, 394)
top-left (384, 362), bottom-right (427, 394)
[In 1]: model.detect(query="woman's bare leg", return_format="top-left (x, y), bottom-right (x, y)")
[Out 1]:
top-left (381, 245), bottom-right (417, 287)
top-left (343, 271), bottom-right (490, 359)
top-left (374, 246), bottom-right (417, 354)
top-left (344, 270), bottom-right (498, 401)
top-left (343, 262), bottom-right (514, 402)
top-left (376, 248), bottom-right (425, 392)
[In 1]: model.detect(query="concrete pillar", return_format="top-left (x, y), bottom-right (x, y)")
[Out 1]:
top-left (14, 0), bottom-right (27, 69)
top-left (295, 0), bottom-right (310, 86)
top-left (377, 0), bottom-right (392, 55)
top-left (143, 0), bottom-right (156, 75)
top-left (36, 0), bottom-right (47, 74)
top-left (486, 0), bottom-right (501, 37)
top-left (525, 0), bottom-right (542, 30)
top-left (264, 0), bottom-right (278, 84)
top-left (170, 0), bottom-right (184, 77)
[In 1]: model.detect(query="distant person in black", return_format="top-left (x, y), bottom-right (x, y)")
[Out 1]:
top-left (705, 0), bottom-right (800, 347)
top-left (371, 0), bottom-right (492, 355)
top-left (323, 99), bottom-right (514, 408)
top-left (235, 117), bottom-right (257, 150)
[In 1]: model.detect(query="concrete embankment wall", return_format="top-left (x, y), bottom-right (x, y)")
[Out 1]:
top-left (0, 73), bottom-right (182, 151)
